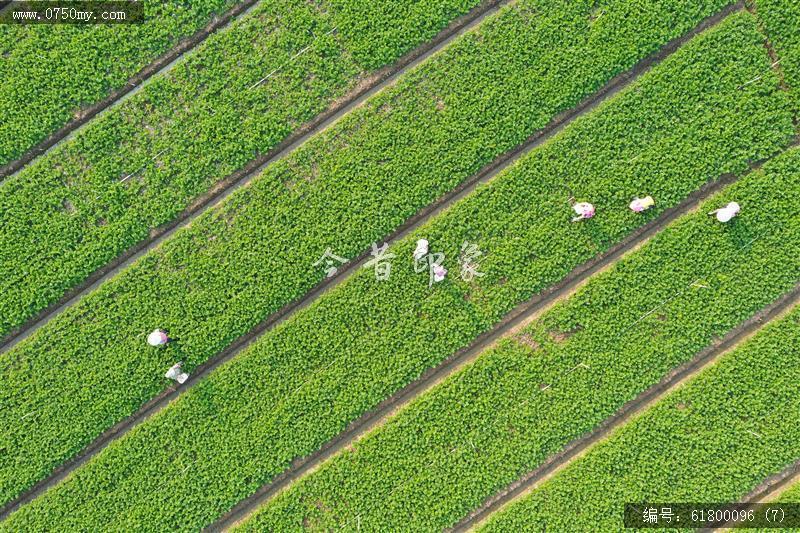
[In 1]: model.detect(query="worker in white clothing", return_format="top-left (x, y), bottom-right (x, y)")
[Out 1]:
top-left (710, 201), bottom-right (740, 223)
top-left (165, 362), bottom-right (189, 384)
top-left (147, 329), bottom-right (171, 347)
top-left (571, 201), bottom-right (595, 222)
top-left (413, 238), bottom-right (429, 261)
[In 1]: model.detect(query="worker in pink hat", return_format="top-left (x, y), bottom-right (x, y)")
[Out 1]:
top-left (629, 195), bottom-right (655, 213)
top-left (147, 329), bottom-right (171, 347)
top-left (571, 201), bottom-right (595, 222)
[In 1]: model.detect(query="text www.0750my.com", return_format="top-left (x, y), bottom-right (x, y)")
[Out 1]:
top-left (1, 2), bottom-right (144, 24)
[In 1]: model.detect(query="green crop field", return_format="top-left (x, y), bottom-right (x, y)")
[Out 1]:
top-left (2, 0), bottom-right (760, 509)
top-left (0, 0), bottom-right (484, 339)
top-left (0, 0), bottom-right (735, 341)
top-left (1, 0), bottom-right (798, 531)
top-left (235, 146), bottom-right (800, 531)
top-left (0, 0), bottom-right (241, 170)
top-left (479, 301), bottom-right (800, 532)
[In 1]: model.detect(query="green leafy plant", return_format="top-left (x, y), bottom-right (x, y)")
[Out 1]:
top-left (0, 0), bottom-right (240, 168)
top-left (0, 0), bottom-right (732, 339)
top-left (1, 12), bottom-right (793, 530)
top-left (481, 297), bottom-right (800, 532)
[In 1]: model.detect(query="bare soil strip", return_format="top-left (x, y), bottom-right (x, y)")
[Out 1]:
top-left (0, 2), bottom-right (742, 522)
top-left (748, 464), bottom-right (800, 504)
top-left (708, 459), bottom-right (800, 531)
top-left (0, 0), bottom-right (507, 353)
top-left (454, 286), bottom-right (800, 532)
top-left (0, 0), bottom-right (262, 181)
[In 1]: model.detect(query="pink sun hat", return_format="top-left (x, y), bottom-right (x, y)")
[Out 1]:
top-left (147, 329), bottom-right (169, 347)
top-left (629, 195), bottom-right (655, 213)
top-left (571, 202), bottom-right (595, 221)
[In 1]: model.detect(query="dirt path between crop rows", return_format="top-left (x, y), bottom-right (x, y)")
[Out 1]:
top-left (0, 1), bottom-right (744, 523)
top-left (0, 0), bottom-right (262, 181)
top-left (0, 0), bottom-right (508, 354)
top-left (748, 464), bottom-right (800, 504)
top-left (455, 286), bottom-right (800, 532)
top-left (704, 459), bottom-right (800, 531)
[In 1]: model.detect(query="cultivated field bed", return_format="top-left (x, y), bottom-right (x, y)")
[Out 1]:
top-left (0, 0), bottom-right (241, 171)
top-left (1, 10), bottom-right (795, 529)
top-left (480, 299), bottom-right (800, 532)
top-left (235, 145), bottom-right (800, 531)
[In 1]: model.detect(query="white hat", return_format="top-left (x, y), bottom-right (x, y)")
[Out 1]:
top-left (413, 239), bottom-right (429, 260)
top-left (147, 329), bottom-right (168, 346)
top-left (715, 202), bottom-right (740, 223)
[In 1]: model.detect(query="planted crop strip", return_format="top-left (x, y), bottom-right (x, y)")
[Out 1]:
top-left (0, 0), bottom-right (494, 344)
top-left (2, 0), bottom-right (737, 515)
top-left (0, 0), bottom-right (247, 176)
top-left (477, 299), bottom-right (800, 532)
top-left (0, 3), bottom-right (740, 353)
top-left (1, 14), bottom-right (793, 529)
top-left (0, 2), bottom-right (751, 510)
top-left (232, 147), bottom-right (800, 531)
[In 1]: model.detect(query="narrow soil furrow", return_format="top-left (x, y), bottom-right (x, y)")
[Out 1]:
top-left (724, 460), bottom-right (800, 507)
top-left (703, 463), bottom-right (800, 531)
top-left (0, 0), bottom-right (261, 181)
top-left (746, 0), bottom-right (793, 94)
top-left (0, 3), bottom-right (743, 520)
top-left (457, 285), bottom-right (800, 532)
top-left (0, 0), bottom-right (508, 352)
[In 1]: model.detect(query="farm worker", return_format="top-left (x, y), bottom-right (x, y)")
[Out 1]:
top-left (709, 201), bottom-right (740, 223)
top-left (629, 195), bottom-right (655, 213)
top-left (571, 201), bottom-right (595, 222)
top-left (433, 264), bottom-right (447, 282)
top-left (413, 238), bottom-right (429, 261)
top-left (164, 362), bottom-right (189, 384)
top-left (147, 329), bottom-right (170, 347)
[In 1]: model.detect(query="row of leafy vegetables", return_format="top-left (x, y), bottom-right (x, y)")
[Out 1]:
top-left (0, 0), bottom-right (484, 337)
top-left (3, 6), bottom-right (797, 530)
